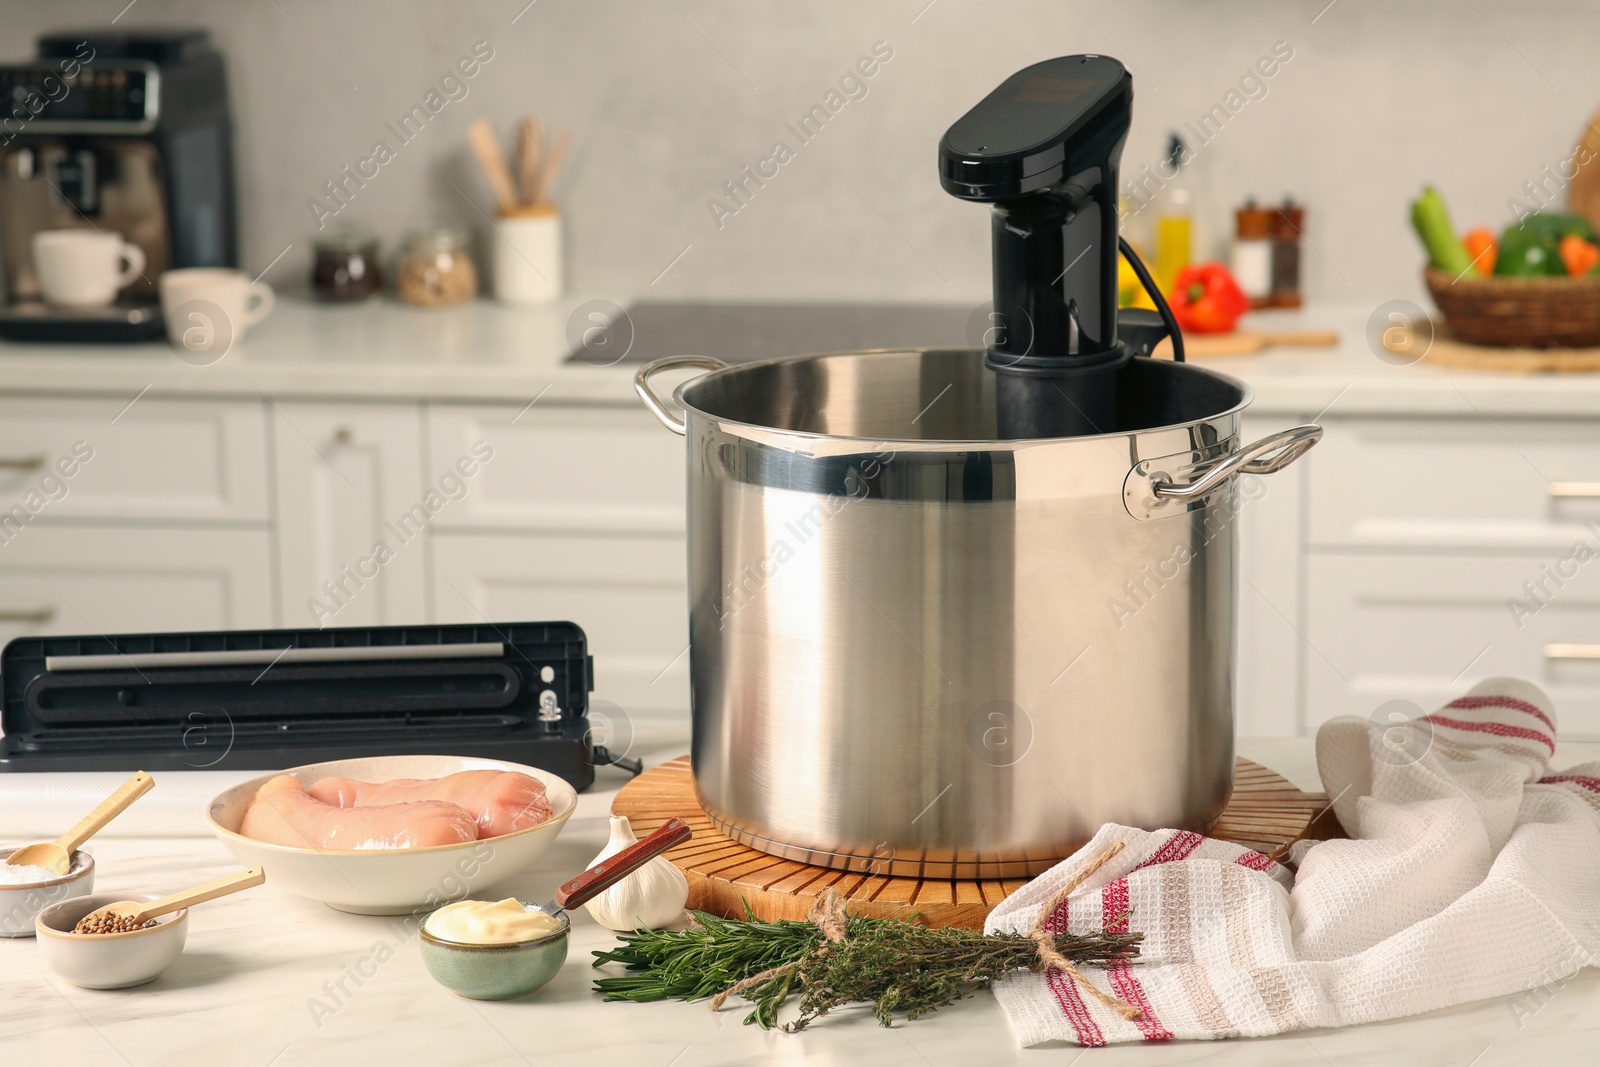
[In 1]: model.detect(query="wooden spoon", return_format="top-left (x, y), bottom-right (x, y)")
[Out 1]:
top-left (529, 129), bottom-right (571, 209)
top-left (466, 118), bottom-right (519, 214)
top-left (75, 866), bottom-right (266, 933)
top-left (517, 115), bottom-right (543, 207)
top-left (6, 770), bottom-right (154, 876)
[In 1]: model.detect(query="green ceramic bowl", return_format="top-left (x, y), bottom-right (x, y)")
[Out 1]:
top-left (419, 904), bottom-right (569, 1000)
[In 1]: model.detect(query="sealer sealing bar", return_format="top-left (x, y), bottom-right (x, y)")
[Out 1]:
top-left (44, 641), bottom-right (505, 673)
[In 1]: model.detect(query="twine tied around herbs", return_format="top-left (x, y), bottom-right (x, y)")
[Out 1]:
top-left (708, 840), bottom-right (1141, 1022)
top-left (707, 887), bottom-right (848, 1012)
top-left (1026, 840), bottom-right (1143, 1021)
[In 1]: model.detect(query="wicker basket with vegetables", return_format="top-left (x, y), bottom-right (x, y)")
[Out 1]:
top-left (1411, 185), bottom-right (1600, 348)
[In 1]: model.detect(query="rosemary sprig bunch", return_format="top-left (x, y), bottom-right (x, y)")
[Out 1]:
top-left (591, 911), bottom-right (818, 1025)
top-left (592, 906), bottom-right (1142, 1031)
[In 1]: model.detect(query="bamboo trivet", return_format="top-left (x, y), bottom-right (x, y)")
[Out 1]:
top-left (612, 756), bottom-right (1340, 930)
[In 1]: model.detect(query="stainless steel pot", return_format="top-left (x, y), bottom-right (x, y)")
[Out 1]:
top-left (637, 348), bottom-right (1319, 879)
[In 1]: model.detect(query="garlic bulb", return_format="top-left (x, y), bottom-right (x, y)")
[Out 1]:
top-left (583, 815), bottom-right (689, 931)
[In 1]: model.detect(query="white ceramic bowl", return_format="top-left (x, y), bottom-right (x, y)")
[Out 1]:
top-left (206, 755), bottom-right (576, 915)
top-left (36, 892), bottom-right (188, 989)
top-left (0, 849), bottom-right (95, 937)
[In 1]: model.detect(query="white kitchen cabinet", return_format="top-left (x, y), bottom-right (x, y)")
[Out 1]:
top-left (0, 395), bottom-right (268, 524)
top-left (1304, 553), bottom-right (1600, 739)
top-left (431, 532), bottom-right (691, 715)
top-left (1309, 416), bottom-right (1600, 550)
top-left (426, 404), bottom-right (686, 534)
top-left (269, 402), bottom-right (428, 630)
top-left (1234, 414), bottom-right (1308, 738)
top-left (0, 525), bottom-right (274, 647)
top-left (5, 367), bottom-right (1597, 748)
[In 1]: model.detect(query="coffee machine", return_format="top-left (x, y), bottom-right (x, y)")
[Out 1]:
top-left (0, 30), bottom-right (237, 342)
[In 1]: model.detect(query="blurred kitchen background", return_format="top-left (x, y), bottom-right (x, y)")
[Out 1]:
top-left (5, 0), bottom-right (1595, 305)
top-left (5, 0), bottom-right (1600, 752)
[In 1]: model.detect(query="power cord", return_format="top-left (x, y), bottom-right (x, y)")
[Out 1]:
top-left (1118, 237), bottom-right (1184, 363)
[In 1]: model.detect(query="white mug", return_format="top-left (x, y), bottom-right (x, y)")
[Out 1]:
top-left (32, 229), bottom-right (146, 308)
top-left (160, 268), bottom-right (274, 359)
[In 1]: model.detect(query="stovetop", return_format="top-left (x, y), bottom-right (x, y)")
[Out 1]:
top-left (564, 301), bottom-right (980, 366)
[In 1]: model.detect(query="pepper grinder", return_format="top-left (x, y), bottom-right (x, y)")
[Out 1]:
top-left (1269, 197), bottom-right (1305, 308)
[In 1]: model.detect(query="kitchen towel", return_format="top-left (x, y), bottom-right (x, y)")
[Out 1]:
top-left (985, 678), bottom-right (1600, 1046)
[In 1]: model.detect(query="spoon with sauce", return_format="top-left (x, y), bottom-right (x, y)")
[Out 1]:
top-left (538, 816), bottom-right (692, 918)
top-left (425, 817), bottom-right (694, 943)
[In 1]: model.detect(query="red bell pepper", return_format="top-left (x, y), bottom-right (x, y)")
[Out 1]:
top-left (1169, 262), bottom-right (1251, 334)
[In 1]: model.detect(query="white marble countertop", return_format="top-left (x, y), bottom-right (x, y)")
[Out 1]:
top-left (2, 295), bottom-right (1599, 419)
top-left (4, 732), bottom-right (1598, 1067)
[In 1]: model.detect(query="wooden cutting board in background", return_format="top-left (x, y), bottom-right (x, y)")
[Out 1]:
top-left (1153, 329), bottom-right (1340, 358)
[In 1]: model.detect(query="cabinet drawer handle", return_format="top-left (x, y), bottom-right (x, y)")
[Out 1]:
top-left (0, 607), bottom-right (55, 624)
top-left (1544, 642), bottom-right (1600, 660)
top-left (0, 454), bottom-right (46, 471)
top-left (1547, 482), bottom-right (1600, 498)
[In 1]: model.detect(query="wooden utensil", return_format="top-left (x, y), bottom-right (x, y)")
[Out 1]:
top-left (74, 866), bottom-right (265, 933)
top-left (517, 115), bottom-right (543, 207)
top-left (1155, 329), bottom-right (1340, 358)
top-left (541, 817), bottom-right (691, 915)
top-left (529, 129), bottom-right (571, 209)
top-left (467, 118), bottom-right (519, 214)
top-left (6, 771), bottom-right (154, 876)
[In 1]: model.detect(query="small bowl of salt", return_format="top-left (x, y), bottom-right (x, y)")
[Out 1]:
top-left (0, 849), bottom-right (95, 937)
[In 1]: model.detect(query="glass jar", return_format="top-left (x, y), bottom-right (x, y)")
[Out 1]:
top-left (397, 229), bottom-right (477, 307)
top-left (311, 233), bottom-right (383, 302)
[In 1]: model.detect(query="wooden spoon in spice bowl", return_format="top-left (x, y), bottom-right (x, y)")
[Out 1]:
top-left (6, 770), bottom-right (155, 876)
top-left (74, 867), bottom-right (265, 935)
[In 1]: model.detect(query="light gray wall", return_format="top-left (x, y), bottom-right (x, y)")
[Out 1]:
top-left (6, 0), bottom-right (1599, 305)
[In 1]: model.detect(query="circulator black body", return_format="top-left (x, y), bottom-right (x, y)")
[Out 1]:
top-left (940, 55), bottom-right (1136, 439)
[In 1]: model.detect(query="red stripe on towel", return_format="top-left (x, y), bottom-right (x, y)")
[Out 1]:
top-left (1102, 877), bottom-right (1131, 933)
top-left (1133, 829), bottom-right (1205, 870)
top-left (1108, 963), bottom-right (1174, 1042)
top-left (1102, 878), bottom-right (1173, 1041)
top-left (1047, 968), bottom-right (1106, 1047)
top-left (1446, 694), bottom-right (1556, 733)
top-left (1235, 849), bottom-right (1278, 873)
top-left (1421, 714), bottom-right (1554, 753)
top-left (1042, 880), bottom-right (1104, 1046)
top-left (1538, 774), bottom-right (1600, 795)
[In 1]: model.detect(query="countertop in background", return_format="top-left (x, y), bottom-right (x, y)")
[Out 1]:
top-left (4, 731), bottom-right (1599, 1066)
top-left (3, 297), bottom-right (1600, 418)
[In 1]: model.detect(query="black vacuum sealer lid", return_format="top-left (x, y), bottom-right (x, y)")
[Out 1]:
top-left (0, 621), bottom-right (600, 788)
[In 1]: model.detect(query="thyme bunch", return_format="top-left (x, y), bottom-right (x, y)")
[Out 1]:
top-left (592, 903), bottom-right (1142, 1031)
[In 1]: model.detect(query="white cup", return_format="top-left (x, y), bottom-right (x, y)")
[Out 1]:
top-left (492, 209), bottom-right (562, 306)
top-left (32, 229), bottom-right (147, 308)
top-left (159, 268), bottom-right (275, 361)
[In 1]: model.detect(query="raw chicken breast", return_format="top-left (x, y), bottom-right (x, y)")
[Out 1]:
top-left (307, 769), bottom-right (553, 838)
top-left (239, 774), bottom-right (478, 850)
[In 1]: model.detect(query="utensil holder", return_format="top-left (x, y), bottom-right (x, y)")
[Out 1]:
top-left (493, 208), bottom-right (562, 306)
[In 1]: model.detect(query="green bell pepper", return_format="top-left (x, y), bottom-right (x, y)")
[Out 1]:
top-left (1496, 212), bottom-right (1595, 277)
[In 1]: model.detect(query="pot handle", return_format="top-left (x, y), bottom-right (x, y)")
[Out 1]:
top-left (1152, 424), bottom-right (1323, 501)
top-left (634, 356), bottom-right (728, 435)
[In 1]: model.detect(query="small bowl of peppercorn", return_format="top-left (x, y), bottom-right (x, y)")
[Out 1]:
top-left (35, 892), bottom-right (188, 989)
